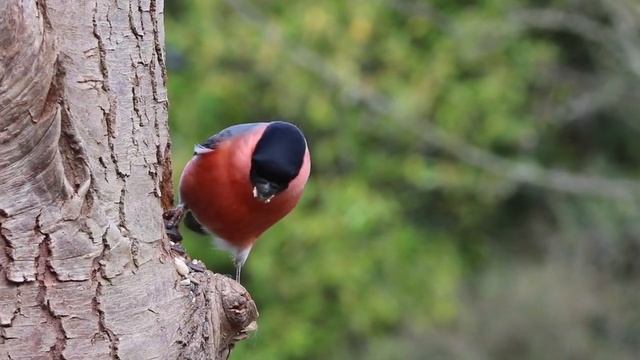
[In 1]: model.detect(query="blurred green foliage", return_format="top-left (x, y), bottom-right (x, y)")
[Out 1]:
top-left (166, 0), bottom-right (640, 358)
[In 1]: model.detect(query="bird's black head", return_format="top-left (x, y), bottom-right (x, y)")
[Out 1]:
top-left (250, 121), bottom-right (307, 203)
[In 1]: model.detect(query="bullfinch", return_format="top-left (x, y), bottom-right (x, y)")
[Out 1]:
top-left (165, 121), bottom-right (311, 283)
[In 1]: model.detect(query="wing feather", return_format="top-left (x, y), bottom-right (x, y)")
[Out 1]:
top-left (195, 122), bottom-right (265, 155)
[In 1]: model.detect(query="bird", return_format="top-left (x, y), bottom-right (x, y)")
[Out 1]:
top-left (165, 121), bottom-right (311, 283)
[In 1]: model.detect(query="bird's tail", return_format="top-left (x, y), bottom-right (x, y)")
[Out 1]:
top-left (184, 211), bottom-right (207, 234)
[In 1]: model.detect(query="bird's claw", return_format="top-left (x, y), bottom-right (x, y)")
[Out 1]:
top-left (163, 205), bottom-right (186, 229)
top-left (165, 225), bottom-right (183, 242)
top-left (164, 204), bottom-right (187, 243)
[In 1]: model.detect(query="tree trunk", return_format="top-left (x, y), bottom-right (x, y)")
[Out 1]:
top-left (0, 1), bottom-right (257, 359)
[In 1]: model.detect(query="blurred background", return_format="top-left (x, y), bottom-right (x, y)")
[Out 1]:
top-left (164, 0), bottom-right (640, 359)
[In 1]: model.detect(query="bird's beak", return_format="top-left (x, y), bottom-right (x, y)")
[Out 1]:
top-left (252, 183), bottom-right (277, 203)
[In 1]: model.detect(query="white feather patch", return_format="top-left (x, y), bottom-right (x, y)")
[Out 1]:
top-left (194, 144), bottom-right (213, 154)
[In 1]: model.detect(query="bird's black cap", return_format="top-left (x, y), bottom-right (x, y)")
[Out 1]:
top-left (250, 121), bottom-right (307, 197)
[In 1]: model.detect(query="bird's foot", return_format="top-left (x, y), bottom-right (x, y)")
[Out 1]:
top-left (164, 204), bottom-right (186, 243)
top-left (165, 225), bottom-right (183, 242)
top-left (163, 204), bottom-right (186, 229)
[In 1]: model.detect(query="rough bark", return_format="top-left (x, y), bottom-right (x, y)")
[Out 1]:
top-left (0, 1), bottom-right (257, 359)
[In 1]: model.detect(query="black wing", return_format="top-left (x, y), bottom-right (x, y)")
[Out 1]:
top-left (195, 122), bottom-right (265, 154)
